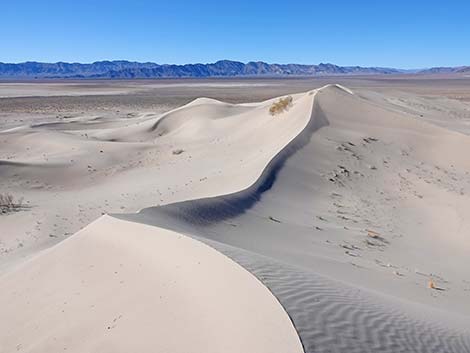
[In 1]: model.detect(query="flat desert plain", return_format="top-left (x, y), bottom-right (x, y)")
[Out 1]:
top-left (1, 76), bottom-right (470, 352)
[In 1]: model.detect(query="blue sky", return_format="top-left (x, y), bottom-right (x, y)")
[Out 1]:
top-left (2, 0), bottom-right (469, 68)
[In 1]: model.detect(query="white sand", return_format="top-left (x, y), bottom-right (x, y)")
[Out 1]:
top-left (0, 215), bottom-right (302, 353)
top-left (0, 90), bottom-right (314, 269)
top-left (1, 83), bottom-right (470, 352)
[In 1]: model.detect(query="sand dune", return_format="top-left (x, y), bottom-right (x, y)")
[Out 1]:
top-left (0, 88), bottom-right (315, 268)
top-left (1, 84), bottom-right (470, 352)
top-left (122, 85), bottom-right (470, 351)
top-left (128, 85), bottom-right (470, 311)
top-left (0, 215), bottom-right (303, 353)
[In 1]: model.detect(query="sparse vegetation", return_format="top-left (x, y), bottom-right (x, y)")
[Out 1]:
top-left (268, 216), bottom-right (282, 223)
top-left (0, 193), bottom-right (25, 214)
top-left (428, 278), bottom-right (445, 291)
top-left (172, 149), bottom-right (185, 155)
top-left (269, 96), bottom-right (293, 115)
top-left (367, 229), bottom-right (380, 239)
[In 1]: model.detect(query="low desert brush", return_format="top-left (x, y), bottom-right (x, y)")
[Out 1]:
top-left (269, 96), bottom-right (293, 115)
top-left (172, 149), bottom-right (185, 155)
top-left (0, 193), bottom-right (24, 214)
top-left (428, 278), bottom-right (445, 291)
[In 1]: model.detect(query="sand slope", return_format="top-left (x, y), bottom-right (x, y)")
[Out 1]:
top-left (0, 89), bottom-right (314, 269)
top-left (120, 85), bottom-right (470, 351)
top-left (0, 215), bottom-right (303, 353)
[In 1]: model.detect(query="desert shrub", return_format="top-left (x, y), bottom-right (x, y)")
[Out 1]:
top-left (0, 193), bottom-right (24, 214)
top-left (269, 96), bottom-right (293, 116)
top-left (172, 149), bottom-right (185, 155)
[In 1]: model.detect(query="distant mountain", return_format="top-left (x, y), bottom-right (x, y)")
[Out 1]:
top-left (418, 66), bottom-right (470, 74)
top-left (0, 61), bottom-right (160, 78)
top-left (456, 66), bottom-right (470, 73)
top-left (0, 60), bottom-right (401, 79)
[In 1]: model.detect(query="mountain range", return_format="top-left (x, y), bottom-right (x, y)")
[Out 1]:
top-left (418, 66), bottom-right (470, 74)
top-left (0, 60), bottom-right (467, 79)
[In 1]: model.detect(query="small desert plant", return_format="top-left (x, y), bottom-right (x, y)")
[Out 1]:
top-left (427, 278), bottom-right (445, 291)
top-left (269, 96), bottom-right (293, 115)
top-left (0, 193), bottom-right (24, 214)
top-left (172, 149), bottom-right (185, 155)
top-left (367, 229), bottom-right (380, 238)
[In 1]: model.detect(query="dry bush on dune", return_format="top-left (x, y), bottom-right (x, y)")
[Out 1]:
top-left (172, 149), bottom-right (185, 155)
top-left (0, 193), bottom-right (24, 214)
top-left (269, 96), bottom-right (293, 116)
top-left (367, 229), bottom-right (380, 238)
top-left (428, 278), bottom-right (445, 291)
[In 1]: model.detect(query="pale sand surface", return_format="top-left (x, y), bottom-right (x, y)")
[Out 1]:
top-left (0, 87), bottom-right (315, 270)
top-left (0, 215), bottom-right (302, 353)
top-left (121, 85), bottom-right (470, 351)
top-left (1, 77), bottom-right (470, 352)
